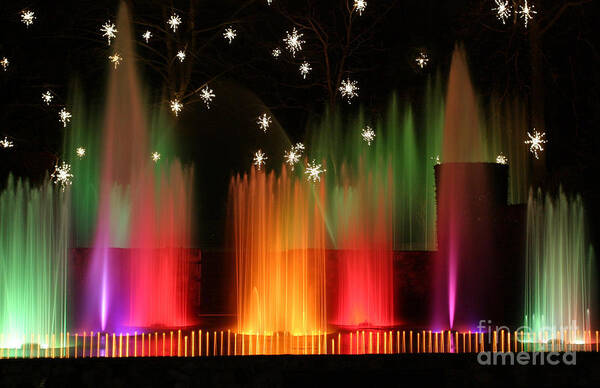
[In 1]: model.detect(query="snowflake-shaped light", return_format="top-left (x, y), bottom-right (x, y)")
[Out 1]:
top-left (51, 162), bottom-right (73, 191)
top-left (416, 51), bottom-right (429, 69)
top-left (170, 99), bottom-right (183, 116)
top-left (223, 27), bottom-right (237, 44)
top-left (283, 28), bottom-right (305, 57)
top-left (109, 53), bottom-right (123, 69)
top-left (1, 57), bottom-right (9, 71)
top-left (1, 137), bottom-right (14, 149)
top-left (253, 149), bottom-right (268, 170)
top-left (496, 153), bottom-right (508, 164)
top-left (339, 78), bottom-right (359, 103)
top-left (167, 14), bottom-right (182, 32)
top-left (151, 152), bottom-right (161, 162)
top-left (305, 160), bottom-right (326, 182)
top-left (199, 86), bottom-right (215, 109)
top-left (272, 47), bottom-right (282, 58)
top-left (284, 143), bottom-right (305, 171)
top-left (525, 130), bottom-right (547, 159)
top-left (493, 0), bottom-right (511, 24)
top-left (21, 10), bottom-right (36, 27)
top-left (101, 21), bottom-right (117, 45)
top-left (518, 0), bottom-right (537, 28)
top-left (76, 147), bottom-right (86, 158)
top-left (176, 50), bottom-right (186, 62)
top-left (299, 61), bottom-right (312, 79)
top-left (431, 155), bottom-right (440, 165)
top-left (142, 30), bottom-right (152, 43)
top-left (284, 149), bottom-right (301, 170)
top-left (42, 91), bottom-right (53, 105)
top-left (257, 113), bottom-right (272, 132)
top-left (267, 0), bottom-right (273, 5)
top-left (361, 125), bottom-right (376, 146)
top-left (353, 0), bottom-right (367, 16)
top-left (59, 108), bottom-right (71, 127)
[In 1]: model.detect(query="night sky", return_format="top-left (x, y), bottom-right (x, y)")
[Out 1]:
top-left (1, 0), bottom-right (599, 247)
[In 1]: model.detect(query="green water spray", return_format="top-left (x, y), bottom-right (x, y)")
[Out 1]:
top-left (524, 189), bottom-right (595, 346)
top-left (308, 80), bottom-right (444, 251)
top-left (0, 177), bottom-right (70, 350)
top-left (62, 85), bottom-right (101, 247)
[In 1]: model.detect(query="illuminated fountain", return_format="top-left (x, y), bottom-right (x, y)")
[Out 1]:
top-left (85, 4), bottom-right (194, 331)
top-left (433, 46), bottom-right (505, 330)
top-left (306, 84), bottom-right (445, 328)
top-left (309, 89), bottom-right (443, 252)
top-left (62, 85), bottom-right (101, 247)
top-left (524, 189), bottom-right (595, 345)
top-left (330, 166), bottom-right (394, 328)
top-left (485, 96), bottom-right (532, 204)
top-left (0, 177), bottom-right (69, 349)
top-left (229, 168), bottom-right (327, 335)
